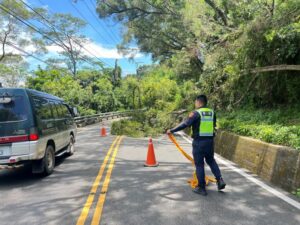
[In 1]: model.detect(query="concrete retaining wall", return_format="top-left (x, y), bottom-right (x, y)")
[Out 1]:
top-left (214, 130), bottom-right (300, 192)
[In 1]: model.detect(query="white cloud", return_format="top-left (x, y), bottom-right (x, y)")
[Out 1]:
top-left (5, 44), bottom-right (36, 56)
top-left (46, 40), bottom-right (143, 59)
top-left (46, 45), bottom-right (62, 53)
top-left (3, 31), bottom-right (35, 55)
top-left (5, 37), bottom-right (143, 63)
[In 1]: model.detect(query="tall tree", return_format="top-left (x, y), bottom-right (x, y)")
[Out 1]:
top-left (95, 0), bottom-right (244, 81)
top-left (41, 13), bottom-right (89, 76)
top-left (97, 0), bottom-right (192, 61)
top-left (0, 55), bottom-right (28, 87)
top-left (0, 0), bottom-right (45, 62)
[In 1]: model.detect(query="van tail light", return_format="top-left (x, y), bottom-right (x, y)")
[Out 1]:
top-left (29, 127), bottom-right (39, 141)
top-left (0, 128), bottom-right (39, 144)
top-left (0, 135), bottom-right (28, 144)
top-left (29, 133), bottom-right (39, 141)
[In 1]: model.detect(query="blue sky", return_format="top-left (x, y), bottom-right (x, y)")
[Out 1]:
top-left (27, 0), bottom-right (153, 75)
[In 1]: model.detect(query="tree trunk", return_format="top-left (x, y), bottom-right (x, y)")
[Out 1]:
top-left (204, 0), bottom-right (228, 26)
top-left (270, 0), bottom-right (275, 17)
top-left (250, 65), bottom-right (300, 73)
top-left (0, 30), bottom-right (10, 62)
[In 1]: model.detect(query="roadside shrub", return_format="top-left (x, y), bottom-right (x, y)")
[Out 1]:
top-left (111, 120), bottom-right (144, 137)
top-left (292, 188), bottom-right (300, 198)
top-left (218, 107), bottom-right (300, 150)
top-left (111, 108), bottom-right (178, 138)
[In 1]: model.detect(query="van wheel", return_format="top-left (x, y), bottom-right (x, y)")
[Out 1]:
top-left (66, 135), bottom-right (75, 156)
top-left (42, 145), bottom-right (55, 175)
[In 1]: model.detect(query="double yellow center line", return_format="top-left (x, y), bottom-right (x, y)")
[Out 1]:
top-left (76, 136), bottom-right (124, 225)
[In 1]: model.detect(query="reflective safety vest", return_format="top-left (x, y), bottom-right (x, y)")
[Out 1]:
top-left (196, 107), bottom-right (214, 137)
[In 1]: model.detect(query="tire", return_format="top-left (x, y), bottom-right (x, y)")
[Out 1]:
top-left (42, 145), bottom-right (55, 176)
top-left (66, 135), bottom-right (75, 156)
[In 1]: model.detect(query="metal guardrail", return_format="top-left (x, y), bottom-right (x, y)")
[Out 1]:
top-left (74, 110), bottom-right (134, 127)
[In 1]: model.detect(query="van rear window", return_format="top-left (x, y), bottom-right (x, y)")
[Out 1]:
top-left (0, 96), bottom-right (28, 122)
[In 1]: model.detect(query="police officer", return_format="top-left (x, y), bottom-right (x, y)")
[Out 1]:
top-left (167, 95), bottom-right (226, 196)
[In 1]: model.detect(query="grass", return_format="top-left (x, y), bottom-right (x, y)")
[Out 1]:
top-left (218, 107), bottom-right (300, 150)
top-left (111, 106), bottom-right (300, 150)
top-left (111, 120), bottom-right (144, 137)
top-left (111, 119), bottom-right (163, 138)
top-left (292, 189), bottom-right (300, 198)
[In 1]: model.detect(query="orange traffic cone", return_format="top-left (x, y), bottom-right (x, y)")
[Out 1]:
top-left (100, 126), bottom-right (107, 137)
top-left (144, 138), bottom-right (159, 167)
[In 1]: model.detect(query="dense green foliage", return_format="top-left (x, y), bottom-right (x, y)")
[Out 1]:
top-left (101, 0), bottom-right (300, 149)
top-left (1, 0), bottom-right (299, 151)
top-left (111, 66), bottom-right (198, 137)
top-left (293, 188), bottom-right (300, 198)
top-left (26, 66), bottom-right (124, 115)
top-left (97, 0), bottom-right (300, 108)
top-left (218, 108), bottom-right (300, 150)
top-left (111, 120), bottom-right (145, 137)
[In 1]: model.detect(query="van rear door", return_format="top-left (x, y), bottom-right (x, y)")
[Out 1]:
top-left (0, 89), bottom-right (32, 158)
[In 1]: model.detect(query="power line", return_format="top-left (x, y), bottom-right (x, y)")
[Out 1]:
top-left (68, 0), bottom-right (114, 67)
top-left (87, 0), bottom-right (118, 28)
top-left (19, 0), bottom-right (106, 67)
top-left (21, 0), bottom-right (111, 66)
top-left (0, 3), bottom-right (63, 48)
top-left (6, 41), bottom-right (70, 75)
top-left (88, 0), bottom-right (96, 7)
top-left (85, 0), bottom-right (140, 57)
top-left (35, 0), bottom-right (113, 67)
top-left (7, 42), bottom-right (48, 64)
top-left (82, 0), bottom-right (119, 43)
top-left (0, 2), bottom-right (101, 68)
top-left (69, 0), bottom-right (112, 45)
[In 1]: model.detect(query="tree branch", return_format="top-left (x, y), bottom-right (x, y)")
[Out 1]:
top-left (250, 65), bottom-right (300, 73)
top-left (204, 0), bottom-right (228, 26)
top-left (233, 74), bottom-right (260, 106)
top-left (102, 1), bottom-right (168, 17)
top-left (142, 0), bottom-right (180, 17)
top-left (0, 23), bottom-right (12, 62)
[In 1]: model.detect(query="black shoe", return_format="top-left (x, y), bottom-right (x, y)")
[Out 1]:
top-left (217, 178), bottom-right (226, 191)
top-left (192, 186), bottom-right (207, 196)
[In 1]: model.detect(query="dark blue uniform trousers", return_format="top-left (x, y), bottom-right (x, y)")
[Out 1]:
top-left (192, 138), bottom-right (221, 188)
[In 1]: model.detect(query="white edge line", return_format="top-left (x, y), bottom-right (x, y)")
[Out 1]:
top-left (177, 131), bottom-right (300, 211)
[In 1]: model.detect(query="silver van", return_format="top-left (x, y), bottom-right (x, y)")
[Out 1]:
top-left (0, 88), bottom-right (77, 175)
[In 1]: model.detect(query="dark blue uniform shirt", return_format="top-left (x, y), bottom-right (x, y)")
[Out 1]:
top-left (170, 107), bottom-right (217, 140)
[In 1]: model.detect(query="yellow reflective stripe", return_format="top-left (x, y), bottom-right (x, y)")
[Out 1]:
top-left (199, 132), bottom-right (214, 136)
top-left (200, 118), bottom-right (214, 121)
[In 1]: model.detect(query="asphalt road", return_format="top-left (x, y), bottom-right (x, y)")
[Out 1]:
top-left (0, 122), bottom-right (300, 225)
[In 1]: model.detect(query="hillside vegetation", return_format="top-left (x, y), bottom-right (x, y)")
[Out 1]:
top-left (1, 0), bottom-right (299, 149)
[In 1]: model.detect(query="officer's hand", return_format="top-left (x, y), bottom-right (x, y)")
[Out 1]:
top-left (166, 129), bottom-right (171, 134)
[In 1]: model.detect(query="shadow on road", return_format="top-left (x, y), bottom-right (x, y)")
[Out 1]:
top-left (0, 154), bottom-right (69, 188)
top-left (99, 137), bottom-right (300, 225)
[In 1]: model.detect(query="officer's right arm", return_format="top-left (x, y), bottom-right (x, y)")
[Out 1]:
top-left (170, 111), bottom-right (198, 133)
